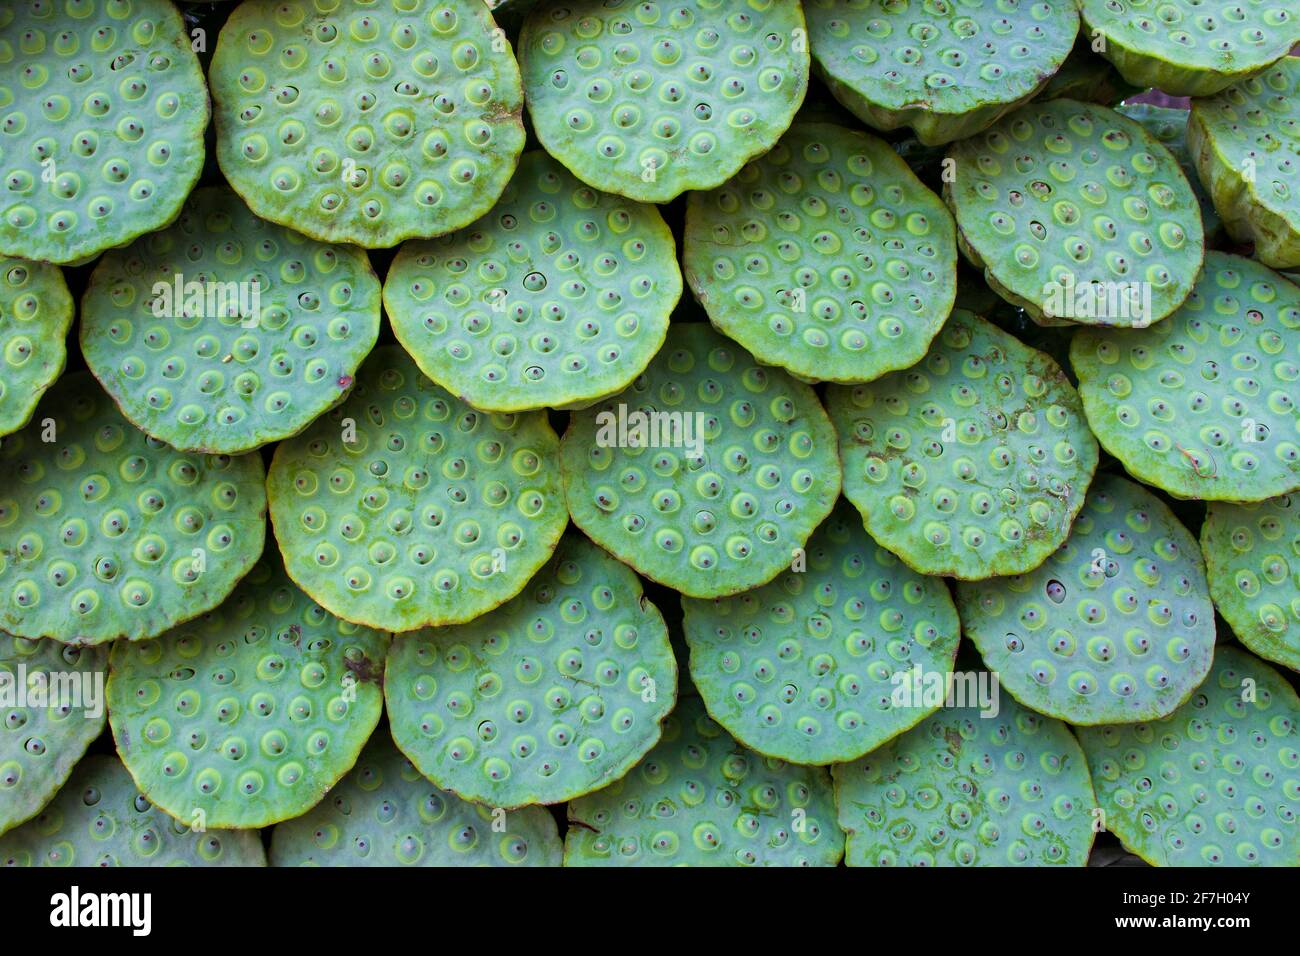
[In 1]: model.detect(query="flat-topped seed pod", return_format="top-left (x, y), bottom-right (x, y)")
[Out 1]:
top-left (1202, 495), bottom-right (1300, 671)
top-left (1077, 645), bottom-right (1300, 866)
top-left (833, 683), bottom-right (1098, 866)
top-left (826, 310), bottom-right (1098, 580)
top-left (80, 186), bottom-right (381, 455)
top-left (683, 122), bottom-right (957, 384)
top-left (0, 373), bottom-right (267, 647)
top-left (0, 255), bottom-right (72, 439)
top-left (210, 0), bottom-right (525, 248)
top-left (267, 345), bottom-right (567, 633)
top-left (560, 322), bottom-right (842, 599)
top-left (1070, 253), bottom-right (1300, 502)
top-left (0, 637), bottom-right (107, 836)
top-left (518, 0), bottom-right (810, 203)
top-left (1116, 103), bottom-right (1222, 241)
top-left (957, 473), bottom-right (1216, 724)
top-left (945, 99), bottom-right (1204, 328)
top-left (383, 151), bottom-right (680, 412)
top-left (0, 0), bottom-right (209, 265)
top-left (0, 755), bottom-right (266, 866)
top-left (681, 500), bottom-right (960, 765)
top-left (564, 694), bottom-right (843, 866)
top-left (107, 558), bottom-right (389, 830)
top-left (270, 734), bottom-right (562, 866)
top-left (805, 0), bottom-right (1079, 146)
top-left (385, 532), bottom-right (677, 808)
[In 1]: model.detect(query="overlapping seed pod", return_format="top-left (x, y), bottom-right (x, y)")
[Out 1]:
top-left (0, 254), bottom-right (73, 439)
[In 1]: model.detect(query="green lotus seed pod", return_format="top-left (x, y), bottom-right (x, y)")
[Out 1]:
top-left (1036, 36), bottom-right (1140, 106)
top-left (0, 255), bottom-right (72, 439)
top-left (1116, 103), bottom-right (1222, 241)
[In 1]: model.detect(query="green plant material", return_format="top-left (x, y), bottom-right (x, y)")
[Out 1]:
top-left (1116, 103), bottom-right (1223, 241)
top-left (1037, 35), bottom-right (1141, 105)
top-left (0, 255), bottom-right (72, 439)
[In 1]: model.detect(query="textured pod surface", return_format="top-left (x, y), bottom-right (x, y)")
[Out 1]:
top-left (1077, 645), bottom-right (1300, 866)
top-left (0, 0), bottom-right (209, 264)
top-left (210, 0), bottom-right (525, 247)
top-left (1202, 495), bottom-right (1300, 671)
top-left (386, 532), bottom-right (677, 808)
top-left (682, 500), bottom-right (960, 765)
top-left (108, 558), bottom-right (389, 829)
top-left (957, 473), bottom-right (1216, 724)
top-left (806, 0), bottom-right (1079, 146)
top-left (684, 122), bottom-right (956, 384)
top-left (271, 734), bottom-right (562, 865)
top-left (826, 310), bottom-right (1098, 580)
top-left (0, 755), bottom-right (266, 866)
top-left (1116, 103), bottom-right (1222, 241)
top-left (946, 99), bottom-right (1203, 327)
top-left (0, 637), bottom-right (106, 836)
top-left (1071, 253), bottom-right (1300, 502)
top-left (833, 683), bottom-right (1097, 866)
top-left (0, 373), bottom-right (267, 646)
top-left (81, 186), bottom-right (381, 454)
top-left (267, 345), bottom-right (567, 632)
top-left (0, 255), bottom-right (72, 439)
top-left (565, 694), bottom-right (843, 865)
top-left (384, 151), bottom-right (680, 412)
top-left (519, 0), bottom-right (810, 203)
top-left (561, 322), bottom-right (842, 598)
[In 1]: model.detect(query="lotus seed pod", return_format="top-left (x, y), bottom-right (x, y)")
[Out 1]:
top-left (805, 0), bottom-right (1080, 146)
top-left (565, 695), bottom-right (842, 866)
top-left (383, 151), bottom-right (680, 413)
top-left (0, 255), bottom-right (73, 439)
top-left (561, 322), bottom-right (842, 599)
top-left (1035, 36), bottom-right (1140, 106)
top-left (957, 473), bottom-right (1216, 725)
top-left (267, 345), bottom-right (567, 632)
top-left (1116, 103), bottom-right (1223, 242)
top-left (386, 532), bottom-right (677, 808)
top-left (1078, 0), bottom-right (1300, 97)
top-left (1187, 56), bottom-right (1300, 269)
top-left (0, 755), bottom-right (266, 866)
top-left (210, 0), bottom-right (526, 248)
top-left (0, 0), bottom-right (209, 265)
top-left (0, 637), bottom-right (107, 836)
top-left (833, 681), bottom-right (1097, 866)
top-left (518, 0), bottom-right (810, 203)
top-left (0, 372), bottom-right (267, 646)
top-left (683, 122), bottom-right (957, 384)
top-left (826, 310), bottom-right (1098, 580)
top-left (107, 557), bottom-right (389, 829)
top-left (945, 99), bottom-right (1204, 328)
top-left (80, 186), bottom-right (381, 455)
top-left (270, 733), bottom-right (562, 866)
top-left (1071, 252), bottom-right (1300, 502)
top-left (1202, 495), bottom-right (1300, 671)
top-left (1077, 645), bottom-right (1300, 866)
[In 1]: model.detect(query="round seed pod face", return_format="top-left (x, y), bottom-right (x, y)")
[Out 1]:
top-left (267, 345), bottom-right (567, 632)
top-left (80, 187), bottom-right (381, 455)
top-left (682, 500), bottom-right (960, 765)
top-left (683, 122), bottom-right (957, 384)
top-left (0, 255), bottom-right (73, 439)
top-left (518, 0), bottom-right (810, 203)
top-left (565, 694), bottom-right (842, 865)
top-left (107, 559), bottom-right (389, 829)
top-left (1202, 495), bottom-right (1300, 671)
top-left (560, 322), bottom-right (842, 599)
top-left (210, 0), bottom-right (525, 248)
top-left (833, 684), bottom-right (1097, 866)
top-left (383, 151), bottom-right (680, 413)
top-left (270, 734), bottom-right (562, 865)
top-left (0, 755), bottom-right (266, 866)
top-left (945, 99), bottom-right (1204, 328)
top-left (1077, 645), bottom-right (1300, 866)
top-left (1116, 103), bottom-right (1222, 241)
top-left (805, 0), bottom-right (1079, 146)
top-left (0, 373), bottom-right (267, 646)
top-left (1070, 253), bottom-right (1300, 502)
top-left (957, 473), bottom-right (1216, 724)
top-left (0, 637), bottom-right (107, 836)
top-left (826, 310), bottom-right (1098, 580)
top-left (0, 0), bottom-right (209, 265)
top-left (386, 532), bottom-right (677, 808)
